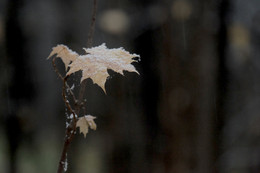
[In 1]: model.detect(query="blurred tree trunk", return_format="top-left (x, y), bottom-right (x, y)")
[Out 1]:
top-left (4, 0), bottom-right (35, 173)
top-left (157, 0), bottom-right (220, 172)
top-left (215, 0), bottom-right (230, 172)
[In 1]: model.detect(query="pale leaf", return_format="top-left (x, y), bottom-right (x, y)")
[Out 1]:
top-left (48, 44), bottom-right (79, 71)
top-left (67, 43), bottom-right (140, 92)
top-left (76, 115), bottom-right (97, 138)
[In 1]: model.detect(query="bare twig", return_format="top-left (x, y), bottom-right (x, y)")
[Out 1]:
top-left (52, 57), bottom-right (77, 104)
top-left (77, 0), bottom-right (98, 113)
top-left (62, 76), bottom-right (77, 121)
top-left (57, 1), bottom-right (98, 173)
top-left (87, 0), bottom-right (97, 48)
top-left (57, 123), bottom-right (76, 173)
top-left (57, 76), bottom-right (78, 173)
top-left (52, 57), bottom-right (64, 80)
top-left (66, 83), bottom-right (77, 104)
top-left (52, 57), bottom-right (77, 173)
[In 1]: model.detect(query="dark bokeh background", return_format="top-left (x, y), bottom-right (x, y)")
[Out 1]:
top-left (1, 0), bottom-right (260, 173)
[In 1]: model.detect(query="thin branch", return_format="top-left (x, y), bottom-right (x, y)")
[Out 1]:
top-left (66, 83), bottom-right (77, 104)
top-left (53, 58), bottom-right (77, 173)
top-left (52, 57), bottom-right (77, 105)
top-left (77, 0), bottom-right (98, 113)
top-left (52, 57), bottom-right (64, 80)
top-left (57, 123), bottom-right (76, 173)
top-left (57, 76), bottom-right (77, 173)
top-left (87, 0), bottom-right (97, 48)
top-left (62, 76), bottom-right (77, 121)
top-left (57, 1), bottom-right (98, 172)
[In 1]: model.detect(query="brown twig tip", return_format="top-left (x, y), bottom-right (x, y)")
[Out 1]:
top-left (87, 0), bottom-right (97, 48)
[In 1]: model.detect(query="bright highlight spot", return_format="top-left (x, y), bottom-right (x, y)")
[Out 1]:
top-left (99, 9), bottom-right (130, 35)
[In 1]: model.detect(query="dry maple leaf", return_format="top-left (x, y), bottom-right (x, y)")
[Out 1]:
top-left (66, 43), bottom-right (140, 92)
top-left (76, 115), bottom-right (97, 138)
top-left (48, 44), bottom-right (79, 71)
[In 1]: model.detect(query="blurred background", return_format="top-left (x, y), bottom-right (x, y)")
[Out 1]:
top-left (1, 0), bottom-right (260, 173)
